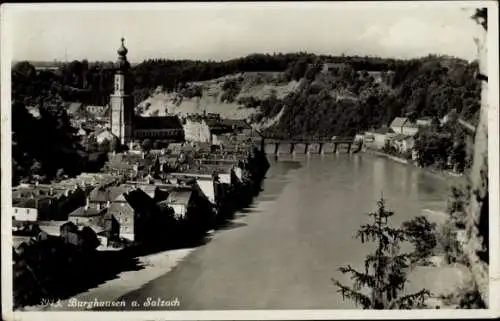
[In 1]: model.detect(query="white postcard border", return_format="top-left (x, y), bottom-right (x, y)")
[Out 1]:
top-left (1, 1), bottom-right (499, 320)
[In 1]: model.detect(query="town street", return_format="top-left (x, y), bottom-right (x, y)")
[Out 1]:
top-left (115, 154), bottom-right (452, 310)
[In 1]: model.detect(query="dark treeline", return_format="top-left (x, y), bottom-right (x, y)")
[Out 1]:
top-left (14, 53), bottom-right (406, 107)
top-left (132, 53), bottom-right (402, 91)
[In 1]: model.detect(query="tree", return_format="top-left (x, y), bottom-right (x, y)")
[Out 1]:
top-left (332, 198), bottom-right (431, 309)
top-left (30, 161), bottom-right (47, 183)
top-left (471, 8), bottom-right (487, 31)
top-left (401, 216), bottom-right (437, 265)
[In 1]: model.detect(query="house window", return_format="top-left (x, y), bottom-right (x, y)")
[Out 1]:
top-left (26, 209), bottom-right (30, 214)
top-left (14, 209), bottom-right (18, 214)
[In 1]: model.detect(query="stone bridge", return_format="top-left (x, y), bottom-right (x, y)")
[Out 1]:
top-left (260, 136), bottom-right (360, 155)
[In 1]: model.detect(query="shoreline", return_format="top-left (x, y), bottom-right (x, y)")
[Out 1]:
top-left (363, 148), bottom-right (467, 186)
top-left (19, 247), bottom-right (197, 311)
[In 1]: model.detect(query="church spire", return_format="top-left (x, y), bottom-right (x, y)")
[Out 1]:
top-left (115, 37), bottom-right (130, 72)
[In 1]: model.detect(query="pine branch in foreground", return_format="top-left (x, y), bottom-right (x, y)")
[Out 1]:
top-left (332, 197), bottom-right (433, 309)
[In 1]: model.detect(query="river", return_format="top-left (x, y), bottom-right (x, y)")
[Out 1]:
top-left (115, 153), bottom-right (456, 310)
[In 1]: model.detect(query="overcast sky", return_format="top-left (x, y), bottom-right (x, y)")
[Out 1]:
top-left (5, 2), bottom-right (485, 63)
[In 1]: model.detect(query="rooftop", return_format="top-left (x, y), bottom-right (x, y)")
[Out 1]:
top-left (369, 127), bottom-right (395, 135)
top-left (205, 118), bottom-right (250, 133)
top-left (166, 188), bottom-right (194, 206)
top-left (13, 195), bottom-right (54, 208)
top-left (89, 185), bottom-right (134, 203)
top-left (134, 116), bottom-right (183, 130)
top-left (390, 117), bottom-right (408, 128)
top-left (69, 206), bottom-right (107, 218)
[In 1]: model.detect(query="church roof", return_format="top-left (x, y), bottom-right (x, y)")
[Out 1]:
top-left (134, 116), bottom-right (183, 130)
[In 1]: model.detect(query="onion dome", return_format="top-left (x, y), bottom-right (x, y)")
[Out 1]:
top-left (117, 37), bottom-right (128, 56)
top-left (115, 37), bottom-right (130, 71)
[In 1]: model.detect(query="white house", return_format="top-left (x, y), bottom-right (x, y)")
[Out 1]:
top-left (390, 117), bottom-right (418, 136)
top-left (364, 128), bottom-right (395, 149)
top-left (164, 188), bottom-right (195, 220)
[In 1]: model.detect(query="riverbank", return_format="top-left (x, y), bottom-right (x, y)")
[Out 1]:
top-left (19, 246), bottom-right (198, 311)
top-left (363, 148), bottom-right (467, 186)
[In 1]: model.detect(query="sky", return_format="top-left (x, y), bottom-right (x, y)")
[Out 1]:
top-left (4, 2), bottom-right (487, 63)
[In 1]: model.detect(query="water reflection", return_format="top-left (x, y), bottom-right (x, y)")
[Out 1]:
top-left (353, 154), bottom-right (360, 175)
top-left (410, 170), bottom-right (419, 197)
top-left (373, 158), bottom-right (386, 200)
top-left (261, 154), bottom-right (450, 222)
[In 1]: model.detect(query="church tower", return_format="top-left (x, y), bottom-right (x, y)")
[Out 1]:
top-left (110, 37), bottom-right (134, 145)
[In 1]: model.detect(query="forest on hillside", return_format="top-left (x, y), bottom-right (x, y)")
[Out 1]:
top-left (256, 55), bottom-right (480, 138)
top-left (11, 52), bottom-right (481, 184)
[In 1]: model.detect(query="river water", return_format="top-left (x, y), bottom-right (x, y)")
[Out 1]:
top-left (119, 153), bottom-right (458, 310)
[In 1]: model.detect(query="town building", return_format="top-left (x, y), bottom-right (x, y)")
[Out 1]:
top-left (183, 115), bottom-right (212, 143)
top-left (67, 206), bottom-right (119, 245)
top-left (12, 196), bottom-right (53, 222)
top-left (109, 38), bottom-right (186, 145)
top-left (390, 117), bottom-right (420, 136)
top-left (86, 105), bottom-right (109, 119)
top-left (68, 206), bottom-right (108, 227)
top-left (389, 116), bottom-right (432, 137)
top-left (157, 186), bottom-right (215, 229)
top-left (87, 185), bottom-right (134, 210)
top-left (182, 113), bottom-right (254, 146)
top-left (364, 127), bottom-right (395, 150)
top-left (388, 134), bottom-right (416, 155)
top-left (12, 184), bottom-right (86, 221)
top-left (133, 116), bottom-right (184, 141)
top-left (168, 172), bottom-right (219, 206)
top-left (162, 188), bottom-right (195, 220)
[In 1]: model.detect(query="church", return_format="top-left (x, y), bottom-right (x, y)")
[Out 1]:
top-left (108, 38), bottom-right (184, 146)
